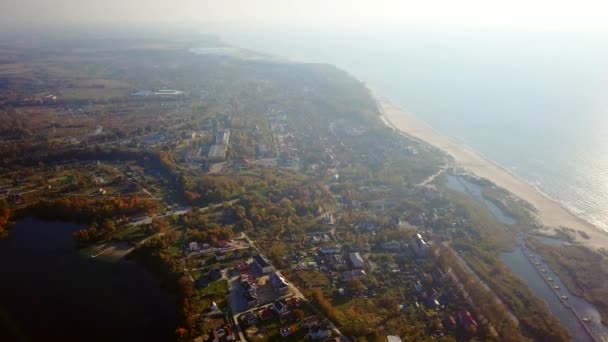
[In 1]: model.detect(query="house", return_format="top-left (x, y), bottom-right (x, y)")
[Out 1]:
top-left (209, 268), bottom-right (223, 281)
top-left (443, 315), bottom-right (457, 330)
top-left (189, 241), bottom-right (200, 252)
top-left (358, 221), bottom-right (376, 232)
top-left (381, 241), bottom-right (402, 252)
top-left (412, 233), bottom-right (430, 257)
top-left (154, 89), bottom-right (184, 96)
top-left (216, 250), bottom-right (228, 261)
top-left (320, 244), bottom-right (341, 255)
top-left (308, 322), bottom-right (330, 340)
top-left (208, 144), bottom-right (228, 161)
top-left (256, 143), bottom-right (270, 156)
top-left (323, 212), bottom-right (335, 225)
top-left (240, 312), bottom-right (258, 326)
top-left (273, 299), bottom-right (290, 316)
top-left (259, 306), bottom-right (275, 320)
top-left (329, 254), bottom-right (347, 270)
top-left (457, 310), bottom-right (478, 332)
top-left (209, 301), bottom-right (220, 313)
top-left (234, 159), bottom-right (251, 169)
top-left (271, 271), bottom-right (290, 295)
top-left (285, 297), bottom-right (303, 309)
top-left (307, 235), bottom-right (321, 245)
top-left (241, 280), bottom-right (256, 294)
top-left (425, 297), bottom-right (441, 309)
top-left (235, 262), bottom-right (250, 272)
top-left (353, 242), bottom-right (371, 252)
top-left (244, 290), bottom-right (258, 307)
top-left (386, 336), bottom-right (402, 342)
top-left (342, 270), bottom-right (367, 282)
top-left (349, 252), bottom-right (365, 269)
top-left (211, 325), bottom-right (235, 342)
top-left (254, 254), bottom-right (274, 274)
top-left (215, 129), bottom-right (231, 145)
top-left (280, 326), bottom-right (294, 337)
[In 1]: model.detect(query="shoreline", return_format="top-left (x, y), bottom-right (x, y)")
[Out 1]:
top-left (374, 92), bottom-right (608, 250)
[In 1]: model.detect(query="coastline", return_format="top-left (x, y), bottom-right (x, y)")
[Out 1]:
top-left (374, 92), bottom-right (608, 250)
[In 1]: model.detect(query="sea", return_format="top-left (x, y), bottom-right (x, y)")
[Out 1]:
top-left (220, 28), bottom-right (608, 232)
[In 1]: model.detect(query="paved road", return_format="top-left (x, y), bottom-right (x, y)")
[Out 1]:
top-left (131, 199), bottom-right (239, 227)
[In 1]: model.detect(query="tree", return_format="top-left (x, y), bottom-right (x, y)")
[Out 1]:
top-left (152, 218), bottom-right (168, 233)
top-left (101, 219), bottom-right (116, 233)
top-left (348, 279), bottom-right (365, 293)
top-left (175, 327), bottom-right (188, 340)
top-left (293, 308), bottom-right (305, 321)
top-left (242, 219), bottom-right (253, 232)
top-left (73, 229), bottom-right (90, 242)
top-left (234, 205), bottom-right (246, 219)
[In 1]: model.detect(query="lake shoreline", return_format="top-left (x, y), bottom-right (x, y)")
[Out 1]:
top-left (374, 92), bottom-right (608, 250)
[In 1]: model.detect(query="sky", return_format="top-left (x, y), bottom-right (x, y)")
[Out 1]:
top-left (2, 0), bottom-right (608, 34)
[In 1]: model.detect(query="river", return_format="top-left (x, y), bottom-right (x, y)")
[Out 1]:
top-left (0, 218), bottom-right (177, 341)
top-left (445, 175), bottom-right (608, 341)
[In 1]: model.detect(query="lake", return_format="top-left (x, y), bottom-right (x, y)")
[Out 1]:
top-left (0, 218), bottom-right (177, 342)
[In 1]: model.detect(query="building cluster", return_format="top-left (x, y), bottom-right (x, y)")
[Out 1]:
top-left (268, 109), bottom-right (299, 168)
top-left (378, 234), bottom-right (431, 258)
top-left (208, 129), bottom-right (231, 162)
top-left (130, 89), bottom-right (185, 97)
top-left (16, 94), bottom-right (58, 105)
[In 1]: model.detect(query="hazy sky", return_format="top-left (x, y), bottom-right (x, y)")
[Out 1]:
top-left (2, 0), bottom-right (608, 33)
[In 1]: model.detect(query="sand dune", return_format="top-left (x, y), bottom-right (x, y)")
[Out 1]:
top-left (375, 94), bottom-right (608, 250)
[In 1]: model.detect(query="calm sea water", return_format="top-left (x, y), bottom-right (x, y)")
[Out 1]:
top-left (221, 29), bottom-right (608, 231)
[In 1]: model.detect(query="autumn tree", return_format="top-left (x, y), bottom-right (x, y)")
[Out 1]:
top-left (101, 219), bottom-right (116, 233)
top-left (293, 308), bottom-right (305, 321)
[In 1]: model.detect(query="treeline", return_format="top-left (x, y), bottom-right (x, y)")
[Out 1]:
top-left (180, 210), bottom-right (235, 245)
top-left (25, 195), bottom-right (157, 222)
top-left (181, 174), bottom-right (252, 205)
top-left (22, 196), bottom-right (157, 243)
top-left (436, 245), bottom-right (530, 341)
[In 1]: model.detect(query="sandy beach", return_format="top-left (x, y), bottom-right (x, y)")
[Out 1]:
top-left (375, 94), bottom-right (608, 250)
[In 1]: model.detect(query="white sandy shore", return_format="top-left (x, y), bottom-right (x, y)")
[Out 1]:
top-left (375, 93), bottom-right (608, 250)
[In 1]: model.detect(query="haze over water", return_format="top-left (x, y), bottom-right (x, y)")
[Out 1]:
top-left (222, 29), bottom-right (608, 231)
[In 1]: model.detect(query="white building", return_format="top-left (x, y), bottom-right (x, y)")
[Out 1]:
top-left (350, 252), bottom-right (365, 269)
top-left (189, 241), bottom-right (200, 251)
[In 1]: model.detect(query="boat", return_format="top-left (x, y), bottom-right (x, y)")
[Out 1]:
top-left (541, 269), bottom-right (547, 273)
top-left (547, 277), bottom-right (553, 281)
top-left (553, 285), bottom-right (560, 289)
top-left (561, 295), bottom-right (568, 300)
top-left (582, 318), bottom-right (590, 323)
top-left (534, 262), bottom-right (541, 266)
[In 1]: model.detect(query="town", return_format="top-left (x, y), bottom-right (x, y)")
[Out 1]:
top-left (0, 35), bottom-right (573, 342)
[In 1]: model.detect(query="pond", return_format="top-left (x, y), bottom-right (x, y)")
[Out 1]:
top-left (0, 218), bottom-right (177, 341)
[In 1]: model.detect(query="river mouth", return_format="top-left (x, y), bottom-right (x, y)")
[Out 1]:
top-left (0, 218), bottom-right (177, 342)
